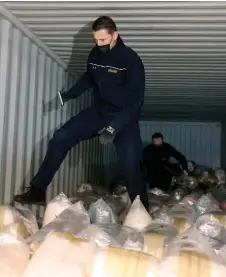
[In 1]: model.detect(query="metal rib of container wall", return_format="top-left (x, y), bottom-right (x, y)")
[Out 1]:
top-left (140, 121), bottom-right (221, 168)
top-left (0, 15), bottom-right (103, 217)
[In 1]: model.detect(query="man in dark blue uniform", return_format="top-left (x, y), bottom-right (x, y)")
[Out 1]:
top-left (14, 16), bottom-right (149, 210)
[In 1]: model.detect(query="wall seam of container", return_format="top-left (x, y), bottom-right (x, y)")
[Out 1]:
top-left (0, 3), bottom-right (76, 78)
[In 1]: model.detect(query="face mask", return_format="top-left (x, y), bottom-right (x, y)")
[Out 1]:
top-left (98, 43), bottom-right (110, 54)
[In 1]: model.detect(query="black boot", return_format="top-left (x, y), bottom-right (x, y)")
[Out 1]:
top-left (14, 186), bottom-right (46, 205)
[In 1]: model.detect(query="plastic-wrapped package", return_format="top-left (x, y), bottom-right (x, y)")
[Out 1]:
top-left (70, 191), bottom-right (99, 210)
top-left (194, 194), bottom-right (221, 216)
top-left (149, 199), bottom-right (163, 214)
top-left (174, 175), bottom-right (199, 191)
top-left (196, 169), bottom-right (219, 189)
top-left (88, 198), bottom-right (117, 224)
top-left (88, 246), bottom-right (160, 277)
top-left (161, 229), bottom-right (226, 277)
top-left (0, 205), bottom-right (21, 226)
top-left (214, 169), bottom-right (225, 185)
top-left (27, 202), bottom-right (90, 255)
top-left (112, 185), bottom-right (131, 208)
top-left (123, 196), bottom-right (152, 231)
top-left (152, 205), bottom-right (172, 225)
top-left (179, 190), bottom-right (203, 206)
top-left (149, 188), bottom-right (170, 197)
top-left (43, 193), bottom-right (73, 226)
top-left (15, 205), bottom-right (39, 235)
top-left (168, 187), bottom-right (190, 204)
top-left (0, 232), bottom-right (30, 277)
top-left (22, 232), bottom-right (96, 277)
top-left (168, 204), bottom-right (197, 234)
top-left (195, 211), bottom-right (226, 249)
top-left (142, 222), bottom-right (177, 259)
top-left (76, 224), bottom-right (120, 248)
top-left (95, 223), bottom-right (144, 251)
top-left (77, 183), bottom-right (93, 193)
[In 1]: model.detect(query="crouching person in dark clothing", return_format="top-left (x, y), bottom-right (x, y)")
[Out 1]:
top-left (143, 133), bottom-right (188, 192)
top-left (14, 16), bottom-right (149, 211)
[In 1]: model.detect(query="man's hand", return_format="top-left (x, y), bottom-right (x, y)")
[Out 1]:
top-left (99, 126), bottom-right (116, 145)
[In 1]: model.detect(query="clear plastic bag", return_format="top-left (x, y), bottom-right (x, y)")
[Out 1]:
top-left (167, 204), bottom-right (197, 234)
top-left (76, 224), bottom-right (120, 248)
top-left (0, 232), bottom-right (30, 277)
top-left (214, 169), bottom-right (225, 185)
top-left (161, 228), bottom-right (226, 277)
top-left (195, 211), bottom-right (226, 249)
top-left (88, 245), bottom-right (160, 277)
top-left (0, 205), bottom-right (21, 226)
top-left (70, 191), bottom-right (99, 210)
top-left (194, 193), bottom-right (221, 216)
top-left (77, 183), bottom-right (93, 193)
top-left (142, 221), bottom-right (177, 259)
top-left (95, 223), bottom-right (144, 251)
top-left (88, 198), bottom-right (117, 224)
top-left (27, 202), bottom-right (90, 255)
top-left (123, 196), bottom-right (152, 231)
top-left (152, 205), bottom-right (173, 225)
top-left (22, 231), bottom-right (96, 277)
top-left (15, 204), bottom-right (39, 235)
top-left (179, 190), bottom-right (203, 206)
top-left (43, 193), bottom-right (73, 226)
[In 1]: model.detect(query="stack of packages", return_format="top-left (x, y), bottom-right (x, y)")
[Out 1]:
top-left (0, 165), bottom-right (226, 277)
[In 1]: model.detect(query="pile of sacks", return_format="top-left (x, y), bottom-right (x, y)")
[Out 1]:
top-left (1, 180), bottom-right (226, 276)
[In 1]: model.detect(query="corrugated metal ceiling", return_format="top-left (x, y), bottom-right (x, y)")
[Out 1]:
top-left (2, 1), bottom-right (226, 119)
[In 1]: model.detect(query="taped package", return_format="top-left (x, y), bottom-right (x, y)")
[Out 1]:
top-left (88, 246), bottom-right (160, 277)
top-left (0, 232), bottom-right (30, 277)
top-left (27, 201), bottom-right (90, 255)
top-left (142, 221), bottom-right (177, 259)
top-left (88, 198), bottom-right (117, 224)
top-left (123, 196), bottom-right (152, 231)
top-left (168, 204), bottom-right (197, 234)
top-left (43, 192), bottom-right (73, 226)
top-left (95, 223), bottom-right (144, 251)
top-left (161, 229), bottom-right (226, 277)
top-left (22, 232), bottom-right (96, 277)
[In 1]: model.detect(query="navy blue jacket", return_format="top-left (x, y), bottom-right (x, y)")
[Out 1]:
top-left (66, 36), bottom-right (145, 133)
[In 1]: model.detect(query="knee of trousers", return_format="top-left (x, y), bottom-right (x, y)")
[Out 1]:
top-left (49, 129), bottom-right (72, 150)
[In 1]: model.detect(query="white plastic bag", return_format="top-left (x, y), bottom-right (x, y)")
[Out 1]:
top-left (0, 232), bottom-right (30, 277)
top-left (43, 192), bottom-right (73, 226)
top-left (88, 198), bottom-right (117, 224)
top-left (161, 228), bottom-right (226, 277)
top-left (22, 232), bottom-right (96, 277)
top-left (27, 202), bottom-right (90, 255)
top-left (123, 196), bottom-right (152, 231)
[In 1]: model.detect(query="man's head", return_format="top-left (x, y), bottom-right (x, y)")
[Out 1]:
top-left (92, 16), bottom-right (118, 53)
top-left (152, 133), bottom-right (164, 146)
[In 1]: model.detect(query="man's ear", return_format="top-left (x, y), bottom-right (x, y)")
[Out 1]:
top-left (113, 31), bottom-right (119, 41)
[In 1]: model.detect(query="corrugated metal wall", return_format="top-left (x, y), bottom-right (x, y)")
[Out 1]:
top-left (102, 121), bottom-right (222, 184)
top-left (140, 121), bottom-right (221, 168)
top-left (0, 14), bottom-right (103, 216)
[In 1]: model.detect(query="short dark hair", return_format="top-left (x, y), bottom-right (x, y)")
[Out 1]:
top-left (152, 133), bottom-right (163, 139)
top-left (92, 16), bottom-right (117, 33)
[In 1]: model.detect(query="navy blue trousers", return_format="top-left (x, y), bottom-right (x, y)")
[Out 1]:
top-left (31, 107), bottom-right (148, 210)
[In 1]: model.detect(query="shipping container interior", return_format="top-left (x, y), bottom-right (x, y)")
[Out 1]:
top-left (0, 1), bottom-right (226, 214)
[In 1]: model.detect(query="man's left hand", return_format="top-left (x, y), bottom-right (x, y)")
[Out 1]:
top-left (99, 126), bottom-right (116, 145)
